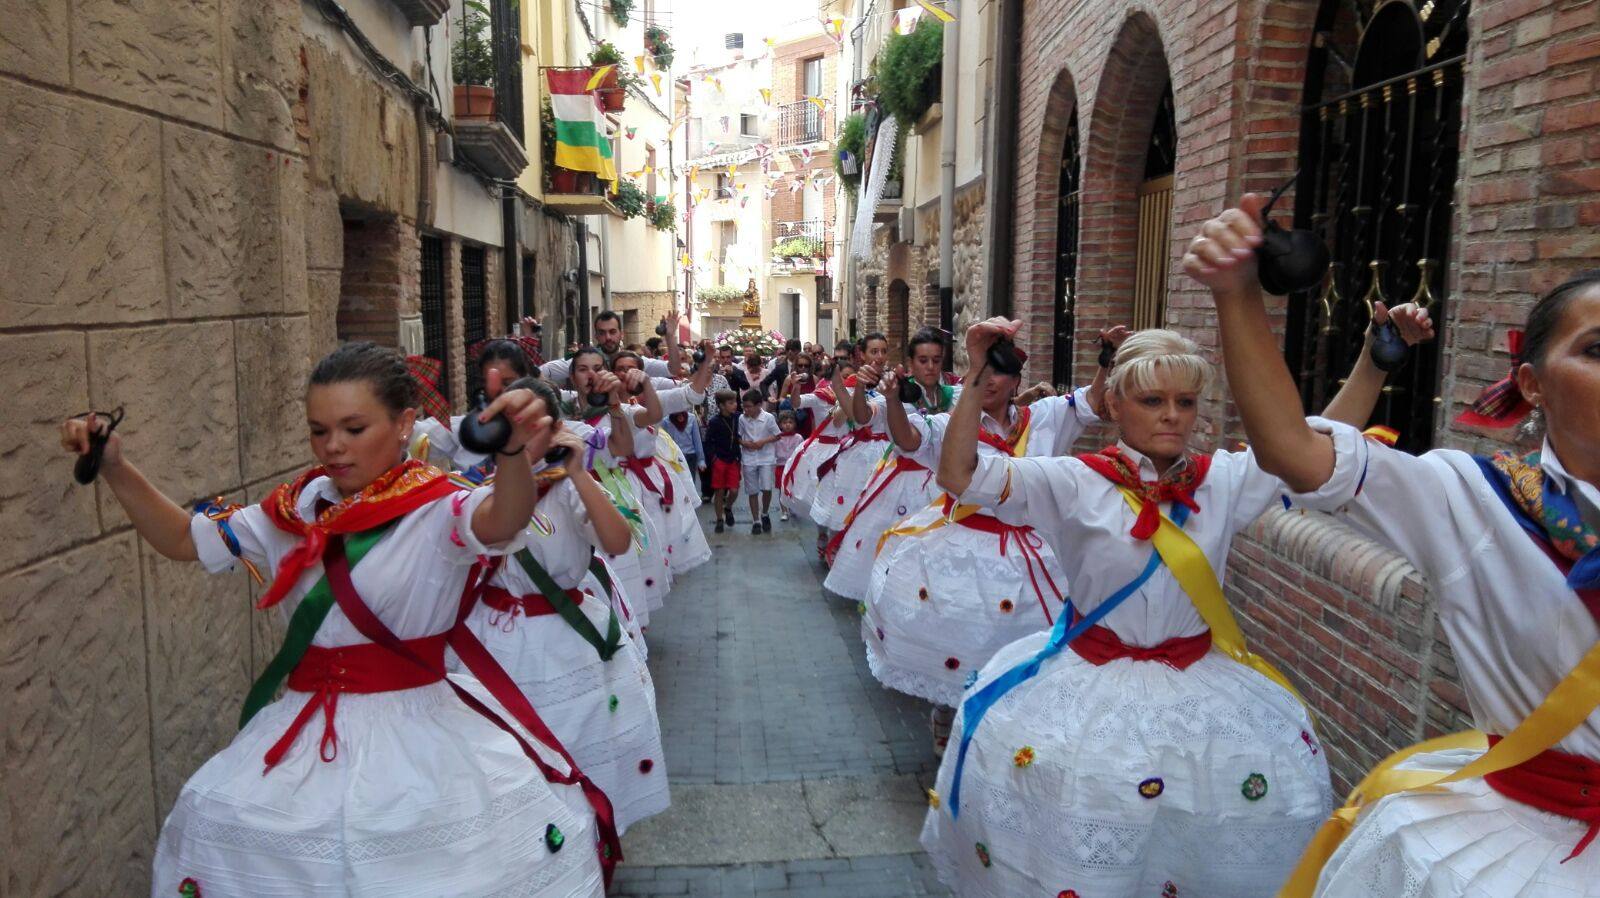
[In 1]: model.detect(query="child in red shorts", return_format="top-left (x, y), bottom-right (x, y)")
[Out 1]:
top-left (702, 389), bottom-right (743, 533)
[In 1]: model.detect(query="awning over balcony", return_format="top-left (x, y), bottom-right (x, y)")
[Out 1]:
top-left (454, 119), bottom-right (529, 180)
top-left (389, 0), bottom-right (449, 27)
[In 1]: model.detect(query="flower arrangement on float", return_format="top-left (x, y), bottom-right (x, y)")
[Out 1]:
top-left (713, 328), bottom-right (786, 356)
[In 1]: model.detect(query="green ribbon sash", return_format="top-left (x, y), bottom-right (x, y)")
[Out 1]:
top-left (238, 523), bottom-right (395, 729)
top-left (512, 549), bottom-right (623, 661)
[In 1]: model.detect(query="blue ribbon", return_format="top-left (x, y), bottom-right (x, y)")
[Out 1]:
top-left (1476, 457), bottom-right (1600, 592)
top-left (947, 502), bottom-right (1190, 818)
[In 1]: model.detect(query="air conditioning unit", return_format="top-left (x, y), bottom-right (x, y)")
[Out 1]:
top-left (725, 32), bottom-right (744, 49)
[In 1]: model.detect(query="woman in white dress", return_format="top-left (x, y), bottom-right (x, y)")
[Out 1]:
top-left (1187, 199), bottom-right (1600, 897)
top-left (862, 335), bottom-right (1105, 712)
top-left (409, 338), bottom-right (533, 478)
top-left (62, 342), bottom-right (616, 896)
top-left (823, 327), bottom-right (959, 600)
top-left (779, 363), bottom-right (846, 555)
top-left (461, 376), bottom-right (670, 834)
top-left (810, 333), bottom-right (893, 537)
top-left (611, 349), bottom-right (716, 593)
top-left (919, 318), bottom-right (1359, 898)
top-left (567, 348), bottom-right (659, 630)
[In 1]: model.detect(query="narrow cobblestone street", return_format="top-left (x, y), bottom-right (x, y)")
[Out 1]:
top-left (613, 508), bottom-right (951, 897)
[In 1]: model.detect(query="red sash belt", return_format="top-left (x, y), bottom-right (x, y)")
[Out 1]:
top-left (781, 432), bottom-right (841, 494)
top-left (1484, 734), bottom-right (1600, 860)
top-left (265, 634), bottom-right (448, 771)
top-left (481, 584), bottom-right (586, 630)
top-left (825, 456), bottom-right (931, 563)
top-left (941, 496), bottom-right (1064, 623)
top-left (619, 455), bottom-right (674, 510)
top-left (816, 426), bottom-right (889, 481)
top-left (1068, 621), bottom-right (1213, 670)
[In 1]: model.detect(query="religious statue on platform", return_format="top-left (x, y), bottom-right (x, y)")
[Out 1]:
top-left (740, 278), bottom-right (762, 326)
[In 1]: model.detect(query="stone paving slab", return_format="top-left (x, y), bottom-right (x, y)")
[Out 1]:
top-left (611, 853), bottom-right (949, 898)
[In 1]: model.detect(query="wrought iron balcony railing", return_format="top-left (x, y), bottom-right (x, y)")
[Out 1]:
top-left (776, 100), bottom-right (827, 147)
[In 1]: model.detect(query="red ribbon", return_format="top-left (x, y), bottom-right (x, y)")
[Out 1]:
top-left (480, 584), bottom-right (586, 631)
top-left (1067, 617), bottom-right (1212, 670)
top-left (619, 455), bottom-right (675, 510)
top-left (815, 425), bottom-right (888, 481)
top-left (824, 456), bottom-right (930, 563)
top-left (1456, 330), bottom-right (1532, 429)
top-left (780, 431), bottom-right (840, 495)
top-left (940, 495), bottom-right (1064, 622)
top-left (1483, 734), bottom-right (1600, 861)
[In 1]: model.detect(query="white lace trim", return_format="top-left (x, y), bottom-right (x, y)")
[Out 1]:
top-left (864, 637), bottom-right (962, 707)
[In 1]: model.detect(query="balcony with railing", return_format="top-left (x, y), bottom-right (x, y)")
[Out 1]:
top-left (776, 100), bottom-right (828, 147)
top-left (452, 0), bottom-right (528, 180)
top-left (771, 219), bottom-right (830, 273)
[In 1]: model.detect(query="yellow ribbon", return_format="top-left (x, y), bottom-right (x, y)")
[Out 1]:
top-left (1279, 633), bottom-right (1600, 896)
top-left (875, 496), bottom-right (979, 557)
top-left (1120, 487), bottom-right (1311, 709)
top-left (408, 433), bottom-right (432, 463)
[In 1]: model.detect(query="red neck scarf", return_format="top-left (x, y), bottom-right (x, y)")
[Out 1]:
top-left (256, 460), bottom-right (460, 608)
top-left (976, 406), bottom-right (1031, 457)
top-left (1077, 445), bottom-right (1212, 540)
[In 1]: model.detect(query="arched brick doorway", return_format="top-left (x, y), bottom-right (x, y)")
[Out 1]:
top-left (1024, 68), bottom-right (1082, 390)
top-left (886, 278), bottom-right (911, 361)
top-left (1078, 13), bottom-right (1173, 340)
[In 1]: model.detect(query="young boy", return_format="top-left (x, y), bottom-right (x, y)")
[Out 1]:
top-left (703, 389), bottom-right (743, 533)
top-left (737, 388), bottom-right (781, 534)
top-left (772, 411), bottom-right (804, 522)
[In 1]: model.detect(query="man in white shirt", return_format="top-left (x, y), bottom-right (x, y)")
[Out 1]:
top-left (539, 310), bottom-right (674, 385)
top-left (737, 387), bottom-right (782, 534)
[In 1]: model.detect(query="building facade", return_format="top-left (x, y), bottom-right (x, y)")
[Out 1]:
top-left (1002, 0), bottom-right (1600, 792)
top-left (0, 0), bottom-right (592, 891)
top-left (767, 34), bottom-right (842, 348)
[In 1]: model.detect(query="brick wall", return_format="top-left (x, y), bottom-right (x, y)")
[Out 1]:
top-left (337, 215), bottom-right (420, 347)
top-left (1009, 0), bottom-right (1600, 791)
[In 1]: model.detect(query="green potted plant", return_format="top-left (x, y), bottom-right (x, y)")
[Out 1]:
top-left (648, 198), bottom-right (677, 231)
top-left (589, 41), bottom-right (630, 113)
top-left (607, 0), bottom-right (632, 26)
top-left (451, 0), bottom-right (496, 119)
top-left (697, 284), bottom-right (745, 304)
top-left (614, 180), bottom-right (648, 219)
top-left (644, 25), bottom-right (674, 69)
top-left (834, 111), bottom-right (867, 197)
top-left (875, 18), bottom-right (943, 126)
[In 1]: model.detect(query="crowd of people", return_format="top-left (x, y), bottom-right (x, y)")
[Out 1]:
top-left (59, 194), bottom-right (1600, 897)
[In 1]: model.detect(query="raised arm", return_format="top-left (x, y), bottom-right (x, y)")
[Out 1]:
top-left (687, 340), bottom-right (716, 395)
top-left (1183, 196), bottom-right (1335, 493)
top-left (1320, 302), bottom-right (1435, 427)
top-left (937, 318), bottom-right (1020, 496)
top-left (878, 368), bottom-right (923, 453)
top-left (625, 368), bottom-right (664, 427)
top-left (551, 428), bottom-right (632, 556)
top-left (470, 388), bottom-right (557, 546)
top-left (662, 309), bottom-right (683, 374)
top-left (850, 364), bottom-right (879, 426)
top-left (61, 414), bottom-right (197, 561)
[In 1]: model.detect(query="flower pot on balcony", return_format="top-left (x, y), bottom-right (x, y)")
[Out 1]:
top-left (593, 67), bottom-right (626, 113)
top-left (453, 84), bottom-right (496, 121)
top-left (550, 168), bottom-right (594, 193)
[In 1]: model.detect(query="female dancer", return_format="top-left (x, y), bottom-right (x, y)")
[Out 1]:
top-left (1189, 199), bottom-right (1600, 896)
top-left (810, 333), bottom-right (893, 541)
top-left (568, 349), bottom-right (656, 629)
top-left (822, 327), bottom-right (959, 600)
top-left (410, 338), bottom-right (531, 476)
top-left (862, 332), bottom-right (1103, 752)
top-left (610, 349), bottom-right (715, 604)
top-left (918, 315), bottom-right (1360, 897)
top-left (780, 358), bottom-right (847, 553)
top-left (463, 376), bottom-right (670, 834)
top-left (61, 342), bottom-right (616, 896)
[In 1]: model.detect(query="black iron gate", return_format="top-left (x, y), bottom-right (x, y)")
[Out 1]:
top-left (1052, 114), bottom-right (1081, 389)
top-left (1286, 0), bottom-right (1468, 453)
top-left (421, 234), bottom-right (449, 401)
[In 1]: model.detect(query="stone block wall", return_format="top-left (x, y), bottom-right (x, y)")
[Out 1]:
top-left (613, 290), bottom-right (679, 346)
top-left (1009, 0), bottom-right (1600, 791)
top-left (0, 1), bottom-right (311, 893)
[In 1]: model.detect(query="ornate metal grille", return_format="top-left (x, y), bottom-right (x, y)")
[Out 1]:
top-left (462, 244), bottom-right (488, 395)
top-left (420, 234), bottom-right (449, 401)
top-left (1052, 114), bottom-right (1081, 389)
top-left (1286, 0), bottom-right (1468, 453)
top-left (490, 0), bottom-right (523, 143)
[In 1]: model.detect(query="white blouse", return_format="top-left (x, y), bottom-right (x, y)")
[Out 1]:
top-left (627, 386), bottom-right (704, 459)
top-left (191, 475), bottom-right (516, 645)
top-left (957, 417), bottom-right (1364, 647)
top-left (1319, 427), bottom-right (1600, 758)
top-left (494, 475), bottom-right (601, 590)
top-left (907, 390), bottom-right (1095, 469)
top-left (412, 416), bottom-right (489, 472)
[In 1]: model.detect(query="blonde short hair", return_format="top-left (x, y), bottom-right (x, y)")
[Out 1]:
top-left (1105, 329), bottom-right (1214, 398)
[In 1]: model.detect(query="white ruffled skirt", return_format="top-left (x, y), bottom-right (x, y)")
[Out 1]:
top-left (780, 431), bottom-right (838, 514)
top-left (152, 677), bottom-right (604, 897)
top-left (1315, 747), bottom-right (1600, 897)
top-left (809, 438), bottom-right (888, 531)
top-left (863, 508), bottom-right (1069, 706)
top-left (456, 591), bottom-right (669, 834)
top-left (616, 465), bottom-right (673, 612)
top-left (823, 460), bottom-right (939, 600)
top-left (921, 634), bottom-right (1332, 898)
